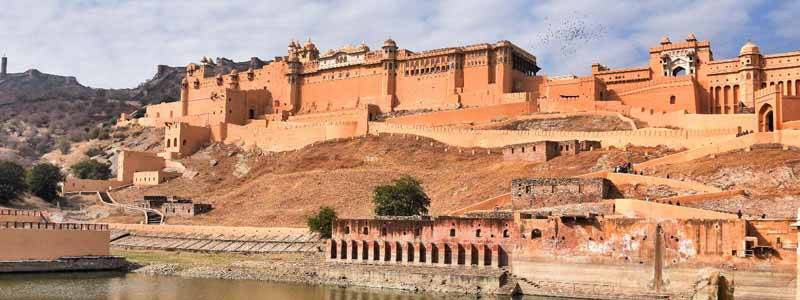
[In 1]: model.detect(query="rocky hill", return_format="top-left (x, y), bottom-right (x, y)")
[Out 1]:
top-left (0, 56), bottom-right (268, 165)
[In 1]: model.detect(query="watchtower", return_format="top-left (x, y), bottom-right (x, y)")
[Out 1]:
top-left (1, 55), bottom-right (7, 78)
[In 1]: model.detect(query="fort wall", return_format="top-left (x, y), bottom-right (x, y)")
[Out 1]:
top-left (368, 122), bottom-right (737, 149)
top-left (225, 121), bottom-right (363, 152)
top-left (0, 222), bottom-right (109, 260)
top-left (0, 209), bottom-right (46, 223)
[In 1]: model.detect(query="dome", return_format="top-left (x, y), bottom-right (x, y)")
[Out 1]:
top-left (358, 42), bottom-right (369, 51)
top-left (660, 37), bottom-right (671, 45)
top-left (383, 38), bottom-right (397, 48)
top-left (739, 41), bottom-right (760, 56)
top-left (686, 33), bottom-right (696, 41)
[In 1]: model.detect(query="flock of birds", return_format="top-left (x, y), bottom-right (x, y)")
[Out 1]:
top-left (533, 13), bottom-right (608, 57)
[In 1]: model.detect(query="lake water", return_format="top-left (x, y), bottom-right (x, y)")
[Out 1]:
top-left (0, 272), bottom-right (575, 300)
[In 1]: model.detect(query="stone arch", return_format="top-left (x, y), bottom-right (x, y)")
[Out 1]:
top-left (395, 242), bottom-right (403, 262)
top-left (173, 138), bottom-right (178, 148)
top-left (498, 246), bottom-right (509, 267)
top-left (330, 240), bottom-right (338, 259)
top-left (457, 244), bottom-right (466, 265)
top-left (418, 243), bottom-right (427, 263)
top-left (444, 244), bottom-right (453, 264)
top-left (723, 86), bottom-right (731, 114)
top-left (449, 228), bottom-right (456, 237)
top-left (778, 81), bottom-right (785, 95)
top-left (167, 139), bottom-right (171, 148)
top-left (672, 66), bottom-right (686, 76)
top-left (758, 104), bottom-right (775, 132)
top-left (503, 229), bottom-right (510, 238)
top-left (669, 95), bottom-right (676, 105)
top-left (475, 229), bottom-right (482, 237)
top-left (787, 80), bottom-right (793, 96)
top-left (340, 241), bottom-right (347, 259)
top-left (796, 80), bottom-right (800, 96)
top-left (406, 242), bottom-right (415, 262)
top-left (249, 109), bottom-right (255, 119)
top-left (383, 241), bottom-right (392, 262)
top-left (714, 87), bottom-right (721, 113)
top-left (531, 229), bottom-right (542, 239)
top-left (372, 241), bottom-right (380, 261)
top-left (361, 241), bottom-right (369, 260)
top-left (350, 240), bottom-right (358, 260)
top-left (470, 245), bottom-right (479, 265)
top-left (344, 226), bottom-right (350, 234)
top-left (483, 245), bottom-right (492, 266)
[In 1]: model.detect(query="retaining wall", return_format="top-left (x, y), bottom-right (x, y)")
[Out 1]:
top-left (0, 222), bottom-right (110, 260)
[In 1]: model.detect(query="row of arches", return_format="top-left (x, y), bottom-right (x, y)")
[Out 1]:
top-left (329, 240), bottom-right (509, 268)
top-left (708, 85), bottom-right (740, 114)
top-left (762, 80), bottom-right (800, 97)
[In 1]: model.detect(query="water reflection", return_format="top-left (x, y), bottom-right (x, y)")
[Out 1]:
top-left (0, 272), bottom-right (576, 300)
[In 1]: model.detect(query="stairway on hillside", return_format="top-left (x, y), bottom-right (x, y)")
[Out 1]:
top-left (146, 211), bottom-right (162, 225)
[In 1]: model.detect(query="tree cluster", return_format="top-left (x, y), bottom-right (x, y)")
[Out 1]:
top-left (0, 160), bottom-right (65, 204)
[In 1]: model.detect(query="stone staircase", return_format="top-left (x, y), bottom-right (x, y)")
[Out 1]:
top-left (503, 267), bottom-right (671, 300)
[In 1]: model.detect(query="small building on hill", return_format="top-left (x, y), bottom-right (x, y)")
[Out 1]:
top-left (502, 140), bottom-right (601, 162)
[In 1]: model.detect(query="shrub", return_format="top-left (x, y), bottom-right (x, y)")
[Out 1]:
top-left (84, 147), bottom-right (104, 157)
top-left (372, 175), bottom-right (430, 216)
top-left (0, 160), bottom-right (27, 204)
top-left (70, 159), bottom-right (112, 180)
top-left (307, 206), bottom-right (337, 239)
top-left (27, 163), bottom-right (64, 202)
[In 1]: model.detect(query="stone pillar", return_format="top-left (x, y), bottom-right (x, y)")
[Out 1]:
top-left (464, 243), bottom-right (473, 267)
top-left (451, 243), bottom-right (461, 266)
top-left (437, 243), bottom-right (446, 265)
top-left (400, 242), bottom-right (408, 264)
top-left (490, 245), bottom-right (499, 268)
top-left (476, 243), bottom-right (486, 268)
top-left (351, 241), bottom-right (359, 261)
top-left (417, 242), bottom-right (426, 264)
top-left (426, 243), bottom-right (435, 265)
top-left (389, 242), bottom-right (398, 264)
top-left (376, 241), bottom-right (384, 264)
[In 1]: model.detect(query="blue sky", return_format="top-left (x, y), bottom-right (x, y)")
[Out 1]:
top-left (0, 0), bottom-right (797, 88)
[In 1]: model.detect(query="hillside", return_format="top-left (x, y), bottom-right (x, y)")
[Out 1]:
top-left (646, 146), bottom-right (800, 219)
top-left (0, 56), bottom-right (259, 165)
top-left (102, 133), bottom-right (670, 227)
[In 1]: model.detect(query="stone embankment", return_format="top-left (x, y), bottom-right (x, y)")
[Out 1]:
top-left (109, 224), bottom-right (320, 253)
top-left (0, 256), bottom-right (127, 273)
top-left (132, 252), bottom-right (509, 295)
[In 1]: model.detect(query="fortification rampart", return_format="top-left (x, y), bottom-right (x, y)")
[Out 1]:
top-left (225, 120), bottom-right (364, 152)
top-left (369, 122), bottom-right (737, 149)
top-left (0, 209), bottom-right (46, 223)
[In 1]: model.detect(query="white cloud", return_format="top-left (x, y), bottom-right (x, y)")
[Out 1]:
top-left (0, 0), bottom-right (779, 88)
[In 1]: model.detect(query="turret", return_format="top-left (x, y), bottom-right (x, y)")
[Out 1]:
top-left (380, 38), bottom-right (399, 111)
top-left (738, 40), bottom-right (763, 109)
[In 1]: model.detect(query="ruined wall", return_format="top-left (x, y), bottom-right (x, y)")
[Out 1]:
top-left (511, 178), bottom-right (608, 209)
top-left (0, 223), bottom-right (109, 260)
top-left (746, 219), bottom-right (796, 263)
top-left (612, 199), bottom-right (738, 219)
top-left (502, 141), bottom-right (558, 162)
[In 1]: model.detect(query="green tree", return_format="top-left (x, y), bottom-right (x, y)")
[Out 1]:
top-left (307, 206), bottom-right (337, 238)
top-left (372, 176), bottom-right (430, 216)
top-left (27, 163), bottom-right (64, 202)
top-left (70, 159), bottom-right (111, 180)
top-left (0, 160), bottom-right (27, 204)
